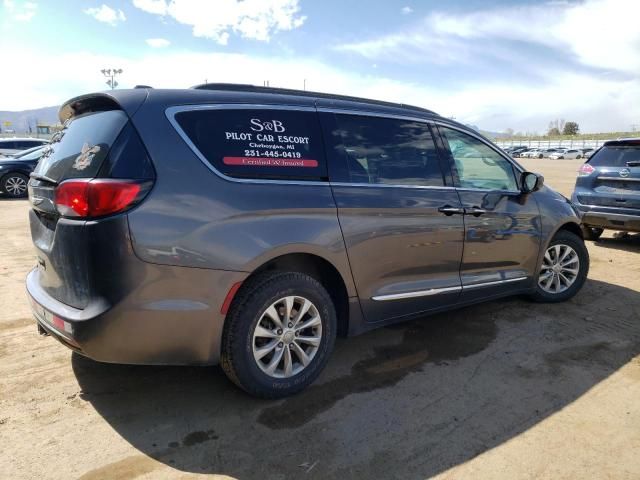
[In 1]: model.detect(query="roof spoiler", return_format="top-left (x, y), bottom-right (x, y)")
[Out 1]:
top-left (58, 90), bottom-right (149, 123)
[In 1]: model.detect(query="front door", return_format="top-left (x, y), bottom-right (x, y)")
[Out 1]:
top-left (321, 112), bottom-right (465, 324)
top-left (436, 125), bottom-right (542, 301)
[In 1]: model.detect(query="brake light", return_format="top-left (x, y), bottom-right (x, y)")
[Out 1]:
top-left (578, 164), bottom-right (595, 177)
top-left (55, 179), bottom-right (145, 218)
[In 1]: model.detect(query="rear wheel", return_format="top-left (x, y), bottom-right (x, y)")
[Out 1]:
top-left (221, 272), bottom-right (336, 398)
top-left (2, 173), bottom-right (28, 198)
top-left (530, 230), bottom-right (589, 302)
top-left (583, 227), bottom-right (603, 241)
top-left (576, 154), bottom-right (582, 159)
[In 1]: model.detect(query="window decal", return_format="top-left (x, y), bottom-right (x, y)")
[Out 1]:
top-left (175, 109), bottom-right (327, 180)
top-left (223, 157), bottom-right (318, 167)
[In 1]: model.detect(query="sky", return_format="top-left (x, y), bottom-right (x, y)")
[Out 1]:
top-left (0, 0), bottom-right (639, 134)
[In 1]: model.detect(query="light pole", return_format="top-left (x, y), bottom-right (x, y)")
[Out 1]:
top-left (101, 68), bottom-right (123, 89)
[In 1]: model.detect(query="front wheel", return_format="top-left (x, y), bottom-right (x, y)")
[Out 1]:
top-left (530, 230), bottom-right (589, 303)
top-left (221, 272), bottom-right (336, 398)
top-left (576, 155), bottom-right (582, 159)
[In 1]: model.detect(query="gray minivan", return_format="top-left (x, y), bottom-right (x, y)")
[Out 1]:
top-left (27, 85), bottom-right (589, 397)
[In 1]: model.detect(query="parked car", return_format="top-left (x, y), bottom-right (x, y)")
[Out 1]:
top-left (580, 148), bottom-right (594, 157)
top-left (572, 138), bottom-right (640, 240)
top-left (522, 148), bottom-right (544, 158)
top-left (540, 148), bottom-right (563, 157)
top-left (504, 145), bottom-right (527, 154)
top-left (0, 145), bottom-right (46, 197)
top-left (27, 85), bottom-right (589, 398)
top-left (549, 149), bottom-right (583, 160)
top-left (0, 137), bottom-right (48, 156)
top-left (511, 147), bottom-right (531, 158)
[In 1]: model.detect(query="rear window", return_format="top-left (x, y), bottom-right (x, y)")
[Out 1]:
top-left (33, 110), bottom-right (128, 182)
top-left (589, 146), bottom-right (640, 167)
top-left (174, 109), bottom-right (327, 181)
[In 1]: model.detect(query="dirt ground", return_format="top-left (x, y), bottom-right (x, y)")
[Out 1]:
top-left (1, 158), bottom-right (639, 479)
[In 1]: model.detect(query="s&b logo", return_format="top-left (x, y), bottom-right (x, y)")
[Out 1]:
top-left (250, 118), bottom-right (286, 133)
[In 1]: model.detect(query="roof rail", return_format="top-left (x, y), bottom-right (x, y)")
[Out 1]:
top-left (191, 83), bottom-right (436, 115)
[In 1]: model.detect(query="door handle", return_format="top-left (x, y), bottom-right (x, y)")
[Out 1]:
top-left (466, 207), bottom-right (487, 217)
top-left (438, 205), bottom-right (465, 216)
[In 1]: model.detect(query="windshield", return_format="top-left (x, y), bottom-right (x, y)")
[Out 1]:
top-left (13, 145), bottom-right (46, 159)
top-left (15, 146), bottom-right (46, 160)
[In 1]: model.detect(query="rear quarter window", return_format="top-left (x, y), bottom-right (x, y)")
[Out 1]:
top-left (174, 109), bottom-right (327, 181)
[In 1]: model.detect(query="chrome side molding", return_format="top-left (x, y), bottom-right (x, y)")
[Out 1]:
top-left (371, 276), bottom-right (528, 301)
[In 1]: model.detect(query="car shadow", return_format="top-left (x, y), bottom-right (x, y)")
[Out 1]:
top-left (593, 232), bottom-right (640, 253)
top-left (72, 278), bottom-right (640, 479)
top-left (0, 196), bottom-right (28, 201)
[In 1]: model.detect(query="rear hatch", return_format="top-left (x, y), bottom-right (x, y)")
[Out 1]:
top-left (29, 99), bottom-right (154, 309)
top-left (575, 142), bottom-right (640, 211)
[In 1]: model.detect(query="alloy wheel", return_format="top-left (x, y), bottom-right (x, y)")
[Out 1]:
top-left (538, 243), bottom-right (580, 294)
top-left (252, 296), bottom-right (322, 378)
top-left (5, 176), bottom-right (27, 196)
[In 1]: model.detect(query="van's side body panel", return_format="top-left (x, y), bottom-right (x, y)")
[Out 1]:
top-left (26, 88), bottom-right (585, 367)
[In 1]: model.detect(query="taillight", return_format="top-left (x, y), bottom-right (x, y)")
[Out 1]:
top-left (578, 164), bottom-right (595, 177)
top-left (55, 179), bottom-right (148, 218)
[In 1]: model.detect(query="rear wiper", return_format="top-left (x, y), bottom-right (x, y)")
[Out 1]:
top-left (626, 160), bottom-right (640, 167)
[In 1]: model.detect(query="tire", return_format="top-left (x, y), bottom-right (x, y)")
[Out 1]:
top-left (583, 227), bottom-right (603, 241)
top-left (530, 230), bottom-right (589, 303)
top-left (221, 271), bottom-right (337, 398)
top-left (576, 155), bottom-right (582, 159)
top-left (538, 154), bottom-right (543, 159)
top-left (2, 173), bottom-right (29, 198)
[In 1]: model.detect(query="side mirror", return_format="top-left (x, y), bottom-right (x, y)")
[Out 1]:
top-left (521, 171), bottom-right (544, 193)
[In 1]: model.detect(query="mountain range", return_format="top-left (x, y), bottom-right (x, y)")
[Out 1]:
top-left (0, 106), bottom-right (60, 133)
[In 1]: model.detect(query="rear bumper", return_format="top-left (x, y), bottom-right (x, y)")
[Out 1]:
top-left (582, 212), bottom-right (640, 232)
top-left (26, 266), bottom-right (247, 366)
top-left (571, 194), bottom-right (640, 232)
top-left (574, 206), bottom-right (640, 232)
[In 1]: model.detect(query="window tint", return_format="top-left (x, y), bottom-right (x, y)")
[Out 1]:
top-left (33, 110), bottom-right (128, 182)
top-left (589, 146), bottom-right (640, 167)
top-left (17, 140), bottom-right (42, 148)
top-left (0, 141), bottom-right (15, 149)
top-left (175, 109), bottom-right (327, 181)
top-left (328, 114), bottom-right (444, 186)
top-left (440, 127), bottom-right (518, 191)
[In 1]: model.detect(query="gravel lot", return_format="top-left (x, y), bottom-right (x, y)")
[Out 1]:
top-left (1, 158), bottom-right (639, 479)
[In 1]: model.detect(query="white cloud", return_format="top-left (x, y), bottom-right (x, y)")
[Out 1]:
top-left (3, 0), bottom-right (37, 21)
top-left (401, 6), bottom-right (413, 15)
top-left (84, 4), bottom-right (126, 26)
top-left (145, 38), bottom-right (170, 47)
top-left (132, 0), bottom-right (166, 15)
top-left (2, 47), bottom-right (638, 133)
top-left (132, 0), bottom-right (306, 44)
top-left (338, 0), bottom-right (640, 75)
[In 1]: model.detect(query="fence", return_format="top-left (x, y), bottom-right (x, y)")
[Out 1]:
top-left (0, 132), bottom-right (53, 140)
top-left (495, 138), bottom-right (609, 150)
